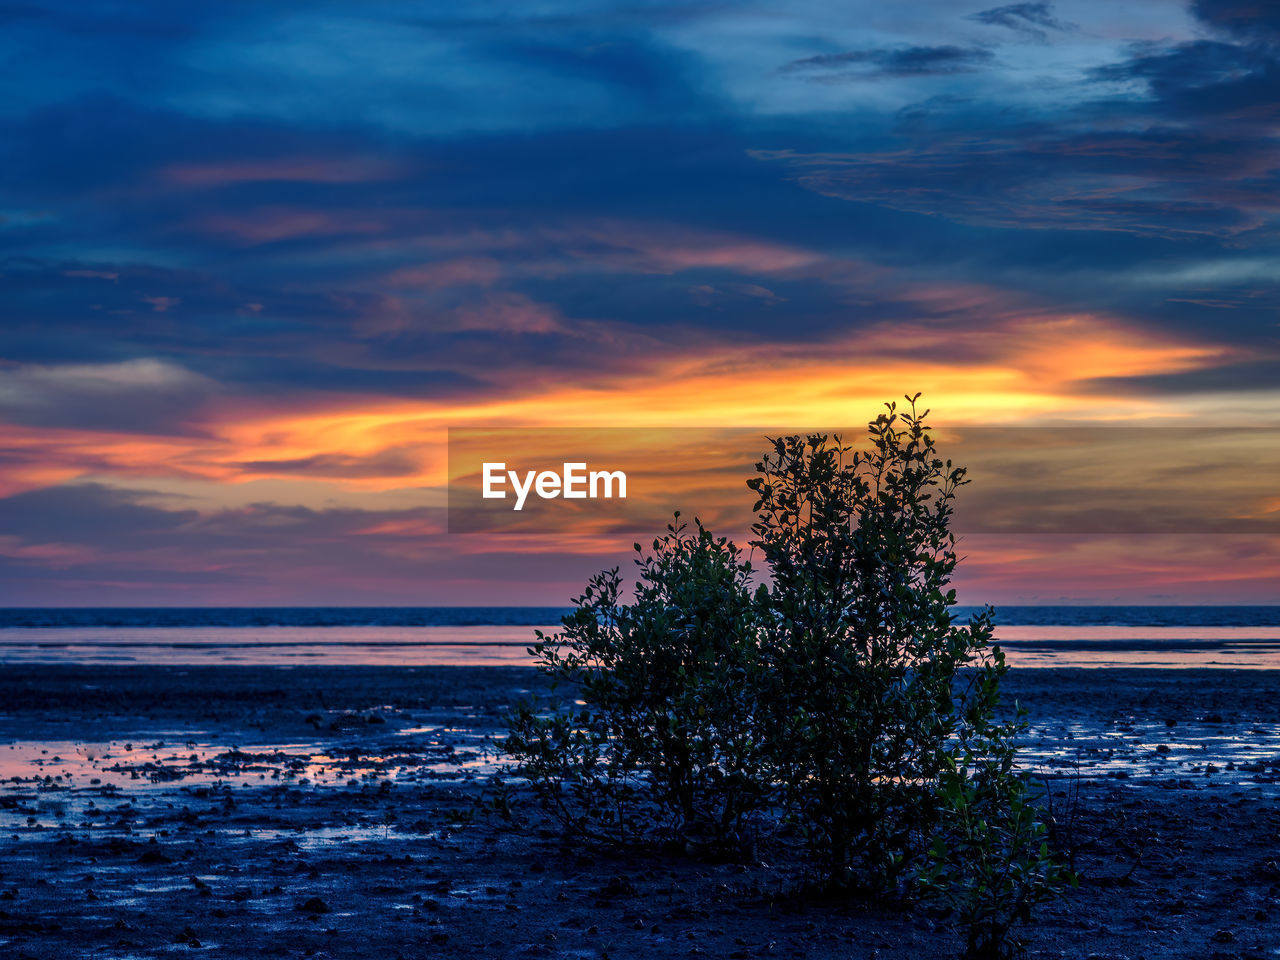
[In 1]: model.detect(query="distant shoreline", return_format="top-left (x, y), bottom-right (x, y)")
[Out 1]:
top-left (3, 604), bottom-right (1280, 629)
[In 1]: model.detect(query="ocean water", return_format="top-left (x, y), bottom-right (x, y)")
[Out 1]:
top-left (1, 606), bottom-right (1279, 667)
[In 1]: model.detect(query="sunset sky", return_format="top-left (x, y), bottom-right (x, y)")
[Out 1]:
top-left (2, 0), bottom-right (1279, 605)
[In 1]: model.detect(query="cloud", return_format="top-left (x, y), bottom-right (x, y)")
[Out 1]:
top-left (753, 2), bottom-right (1280, 248)
top-left (0, 482), bottom-right (198, 543)
top-left (781, 45), bottom-right (994, 81)
top-left (0, 358), bottom-right (217, 433)
top-left (162, 155), bottom-right (404, 187)
top-left (753, 1), bottom-right (1280, 264)
top-left (449, 293), bottom-right (567, 334)
top-left (751, 129), bottom-right (1280, 242)
top-left (1089, 39), bottom-right (1278, 110)
top-left (0, 481), bottom-right (611, 605)
top-left (688, 282), bottom-right (786, 307)
top-left (1088, 1), bottom-right (1280, 123)
top-left (1192, 0), bottom-right (1280, 41)
top-left (385, 258), bottom-right (503, 290)
top-left (969, 3), bottom-right (1076, 42)
top-left (194, 207), bottom-right (393, 244)
top-left (233, 449), bottom-right (424, 480)
top-left (142, 295), bottom-right (180, 312)
top-left (1081, 357), bottom-right (1280, 396)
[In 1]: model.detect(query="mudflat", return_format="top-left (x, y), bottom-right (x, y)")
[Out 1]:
top-left (1, 665), bottom-right (1278, 959)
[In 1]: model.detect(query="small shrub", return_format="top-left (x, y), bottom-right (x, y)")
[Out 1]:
top-left (505, 514), bottom-right (767, 849)
top-left (919, 652), bottom-right (1076, 959)
top-left (747, 396), bottom-right (1000, 888)
top-left (1039, 757), bottom-right (1085, 876)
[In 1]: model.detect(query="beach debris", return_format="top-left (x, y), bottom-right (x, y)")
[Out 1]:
top-left (174, 925), bottom-right (202, 947)
top-left (297, 896), bottom-right (331, 914)
top-left (598, 875), bottom-right (636, 898)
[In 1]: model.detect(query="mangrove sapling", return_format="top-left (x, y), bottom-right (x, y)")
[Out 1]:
top-left (1039, 756), bottom-right (1086, 876)
top-left (505, 514), bottom-right (768, 850)
top-left (919, 651), bottom-right (1076, 960)
top-left (747, 396), bottom-right (1003, 890)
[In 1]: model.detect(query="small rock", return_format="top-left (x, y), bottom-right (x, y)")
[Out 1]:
top-left (175, 926), bottom-right (202, 948)
top-left (600, 875), bottom-right (635, 898)
top-left (297, 897), bottom-right (331, 914)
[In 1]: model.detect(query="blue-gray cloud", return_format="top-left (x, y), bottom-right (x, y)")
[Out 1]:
top-left (782, 45), bottom-right (994, 81)
top-left (969, 3), bottom-right (1076, 42)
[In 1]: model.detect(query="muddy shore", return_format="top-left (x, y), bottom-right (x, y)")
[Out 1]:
top-left (1, 665), bottom-right (1278, 959)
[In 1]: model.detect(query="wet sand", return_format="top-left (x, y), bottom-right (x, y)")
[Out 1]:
top-left (1, 665), bottom-right (1278, 959)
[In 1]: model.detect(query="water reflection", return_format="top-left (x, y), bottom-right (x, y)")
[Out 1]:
top-left (3, 624), bottom-right (1280, 668)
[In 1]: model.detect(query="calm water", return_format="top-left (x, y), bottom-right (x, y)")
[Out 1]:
top-left (1, 606), bottom-right (1279, 667)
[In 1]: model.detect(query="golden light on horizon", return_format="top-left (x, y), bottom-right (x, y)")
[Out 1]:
top-left (0, 307), bottom-right (1243, 525)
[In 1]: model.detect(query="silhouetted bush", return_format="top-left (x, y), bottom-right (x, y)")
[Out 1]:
top-left (505, 515), bottom-right (767, 849)
top-left (747, 397), bottom-right (1002, 888)
top-left (504, 396), bottom-right (1069, 955)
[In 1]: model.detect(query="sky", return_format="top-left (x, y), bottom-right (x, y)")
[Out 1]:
top-left (1, 0), bottom-right (1279, 605)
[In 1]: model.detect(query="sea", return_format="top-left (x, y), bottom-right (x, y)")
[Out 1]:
top-left (1, 606), bottom-right (1280, 668)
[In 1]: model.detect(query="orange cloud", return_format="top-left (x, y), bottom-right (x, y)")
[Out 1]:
top-left (126, 302), bottom-right (1221, 531)
top-left (0, 294), bottom-right (1237, 543)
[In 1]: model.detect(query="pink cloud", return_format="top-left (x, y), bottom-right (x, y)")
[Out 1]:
top-left (196, 208), bottom-right (391, 244)
top-left (554, 222), bottom-right (823, 275)
top-left (348, 290), bottom-right (567, 336)
top-left (385, 257), bottom-right (502, 290)
top-left (142, 296), bottom-right (180, 312)
top-left (452, 293), bottom-right (565, 334)
top-left (163, 156), bottom-right (403, 187)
